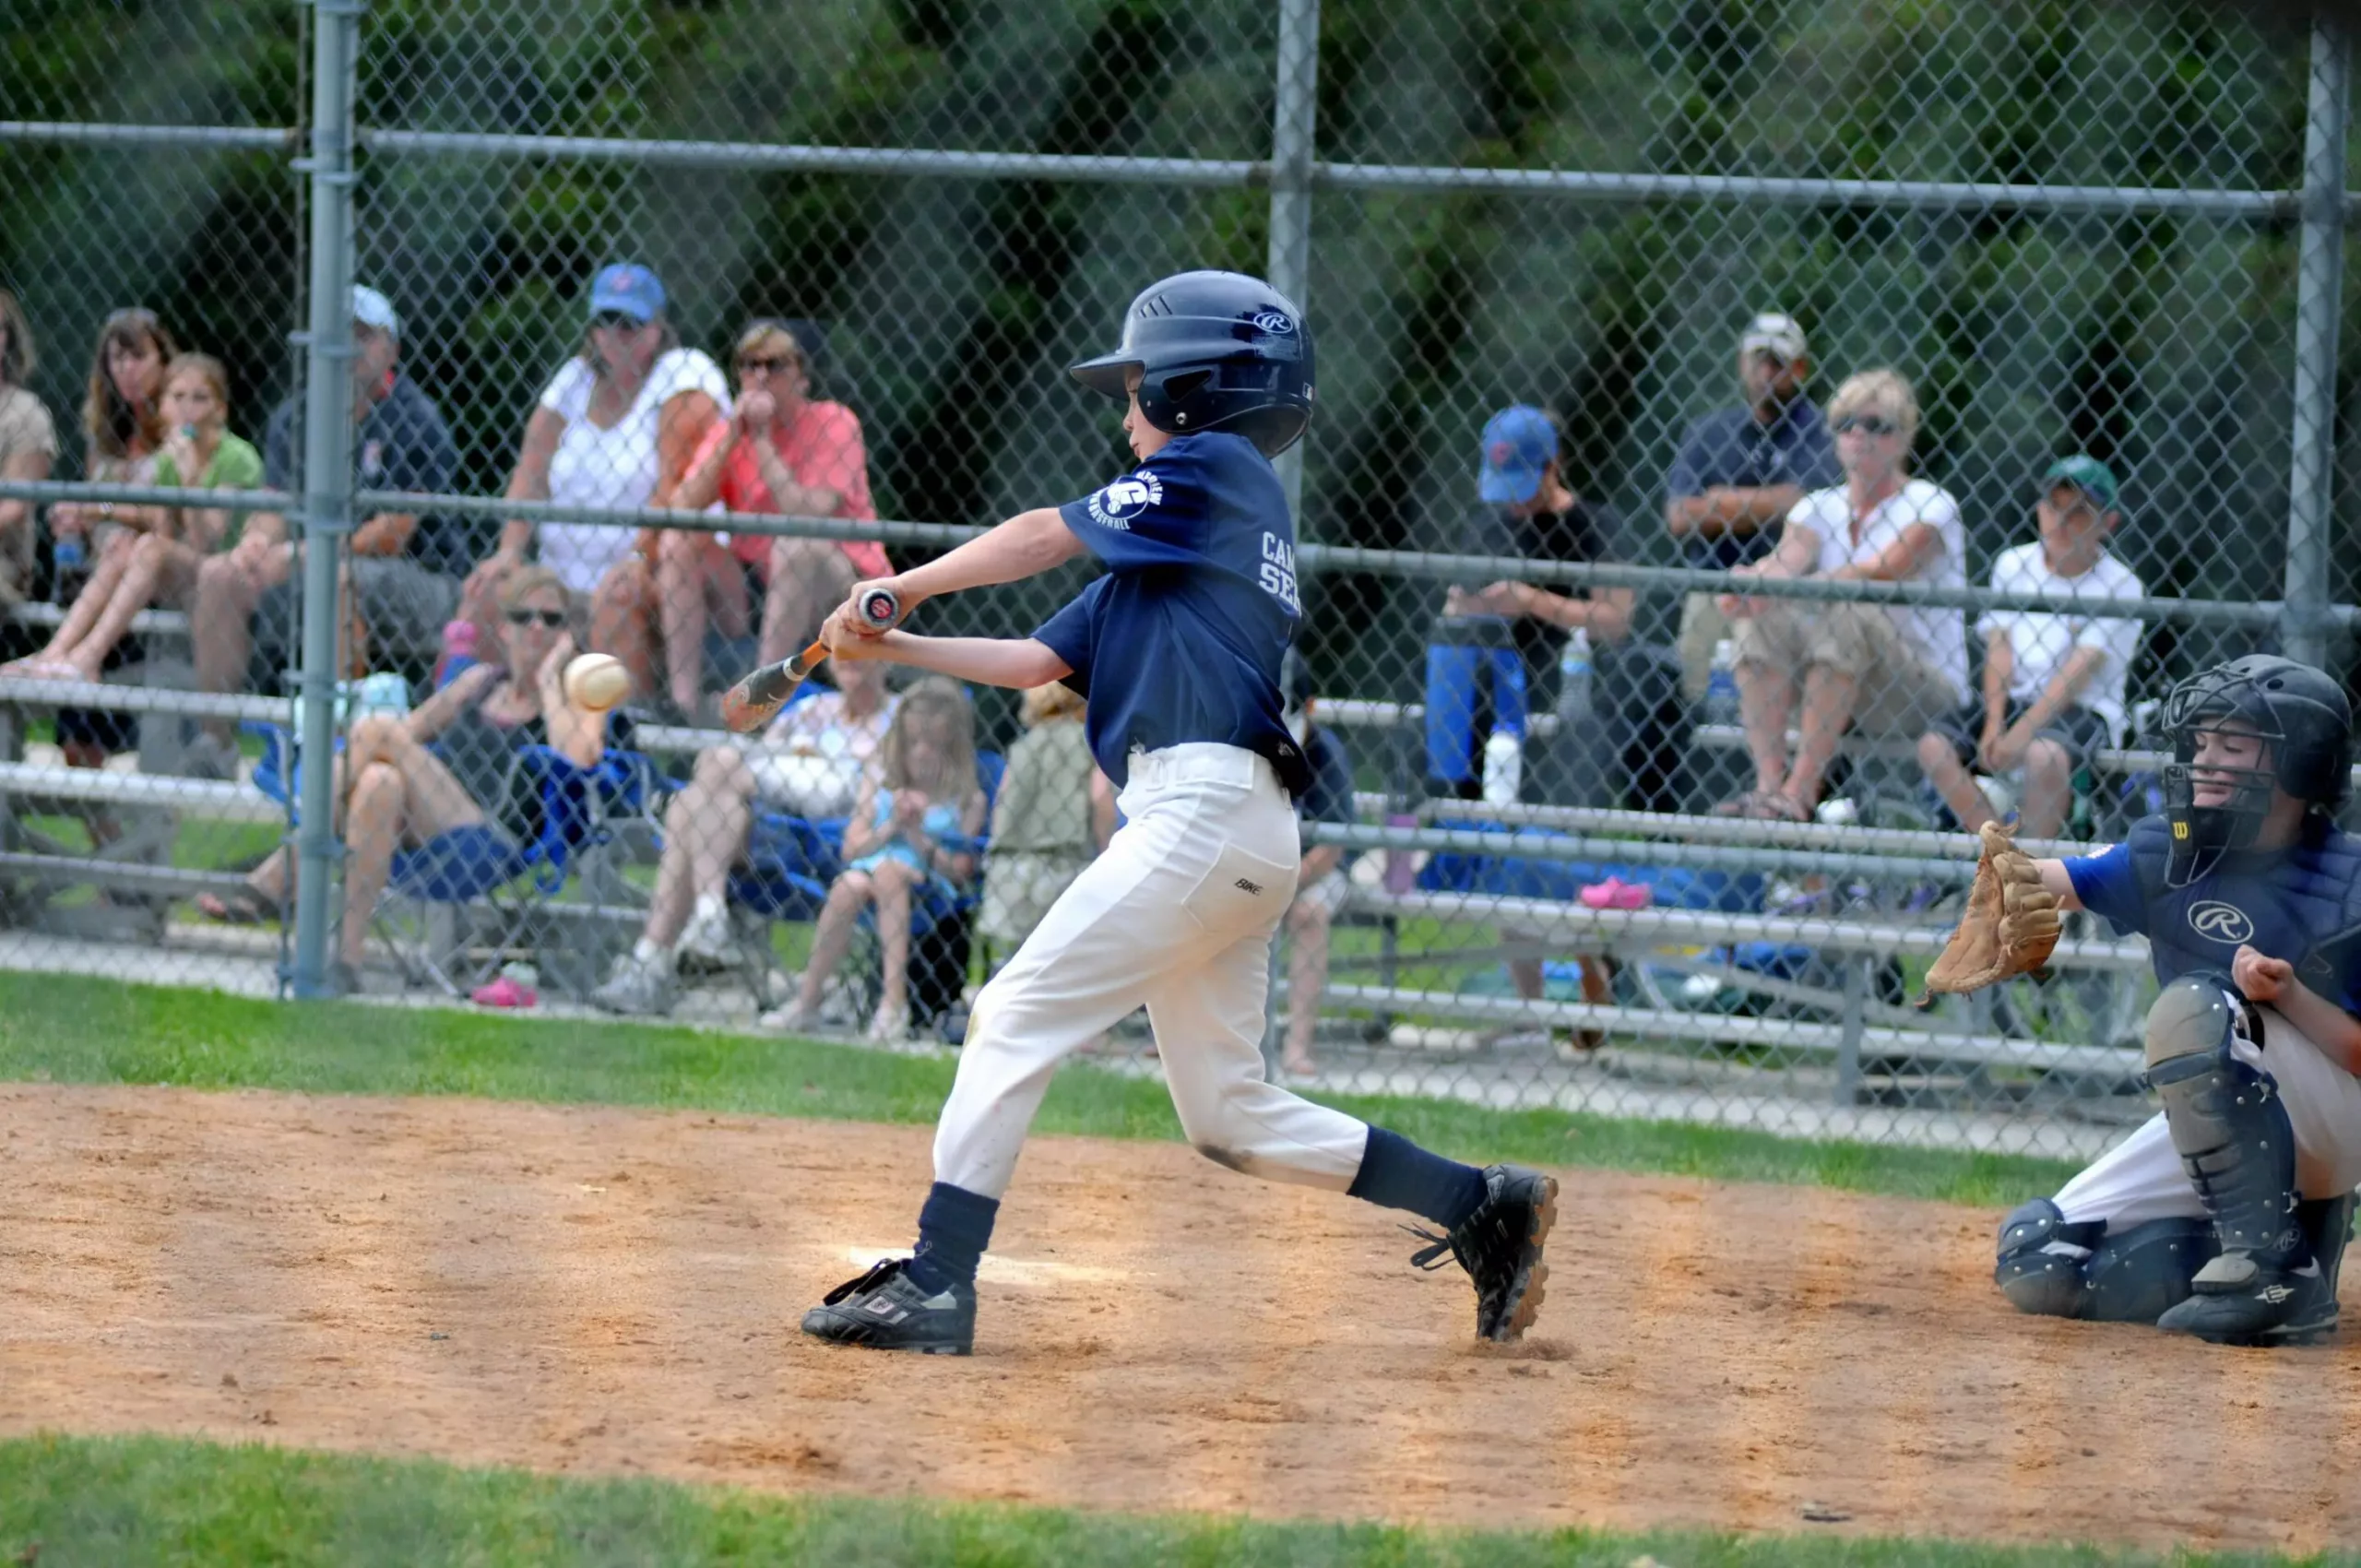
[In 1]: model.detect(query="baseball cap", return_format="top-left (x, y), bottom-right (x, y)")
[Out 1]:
top-left (2041, 454), bottom-right (2120, 512)
top-left (350, 284), bottom-right (398, 339)
top-left (588, 263), bottom-right (666, 324)
top-left (1477, 405), bottom-right (1558, 505)
top-left (1739, 311), bottom-right (1808, 363)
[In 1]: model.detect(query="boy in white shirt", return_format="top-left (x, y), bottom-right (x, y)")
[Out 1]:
top-left (1916, 456), bottom-right (2142, 838)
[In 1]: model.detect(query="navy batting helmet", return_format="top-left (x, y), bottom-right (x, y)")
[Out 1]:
top-left (2162, 654), bottom-right (2353, 885)
top-left (1068, 270), bottom-right (1314, 457)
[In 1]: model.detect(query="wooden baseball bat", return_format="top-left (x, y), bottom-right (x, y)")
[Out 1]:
top-left (718, 587), bottom-right (902, 733)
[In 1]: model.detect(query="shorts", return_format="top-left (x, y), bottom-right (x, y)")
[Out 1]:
top-left (258, 555), bottom-right (461, 667)
top-left (1729, 600), bottom-right (1958, 736)
top-left (1927, 700), bottom-right (2112, 773)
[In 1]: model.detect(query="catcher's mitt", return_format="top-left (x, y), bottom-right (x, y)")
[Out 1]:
top-left (1915, 821), bottom-right (2062, 1004)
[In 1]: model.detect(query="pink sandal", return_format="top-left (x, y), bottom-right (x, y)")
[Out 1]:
top-left (1579, 875), bottom-right (1653, 911)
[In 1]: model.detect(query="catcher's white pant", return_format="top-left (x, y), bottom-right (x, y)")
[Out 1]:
top-left (2054, 999), bottom-right (2361, 1229)
top-left (933, 742), bottom-right (1370, 1199)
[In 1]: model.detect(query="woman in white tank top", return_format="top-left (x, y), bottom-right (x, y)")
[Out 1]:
top-left (461, 263), bottom-right (729, 705)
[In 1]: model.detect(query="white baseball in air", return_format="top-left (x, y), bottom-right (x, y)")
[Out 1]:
top-left (564, 652), bottom-right (631, 712)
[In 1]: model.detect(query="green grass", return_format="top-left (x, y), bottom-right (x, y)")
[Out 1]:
top-left (0, 1432), bottom-right (2333, 1568)
top-left (0, 972), bottom-right (2079, 1206)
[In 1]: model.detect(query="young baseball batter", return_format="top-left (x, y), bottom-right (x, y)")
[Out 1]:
top-left (796, 269), bottom-right (1557, 1355)
top-left (1938, 655), bottom-right (2361, 1344)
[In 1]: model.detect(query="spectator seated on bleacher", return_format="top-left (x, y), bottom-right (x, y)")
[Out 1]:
top-left (979, 679), bottom-right (1111, 962)
top-left (195, 566), bottom-right (627, 995)
top-left (0, 288), bottom-right (60, 621)
top-left (31, 307), bottom-right (180, 788)
top-left (1664, 312), bottom-right (1840, 707)
top-left (1917, 455), bottom-right (2142, 841)
top-left (1278, 654), bottom-right (1354, 1077)
top-left (666, 317), bottom-right (884, 713)
top-left (1717, 368), bottom-right (1968, 822)
top-left (465, 264), bottom-right (729, 723)
top-left (1427, 406), bottom-right (1629, 805)
top-left (8, 352), bottom-right (259, 686)
top-left (588, 654), bottom-right (899, 1016)
top-left (195, 286), bottom-right (463, 774)
top-left (759, 676), bottom-right (988, 1042)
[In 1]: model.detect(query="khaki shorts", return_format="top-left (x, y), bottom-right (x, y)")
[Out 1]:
top-left (1675, 591), bottom-right (1729, 703)
top-left (1729, 600), bottom-right (1957, 735)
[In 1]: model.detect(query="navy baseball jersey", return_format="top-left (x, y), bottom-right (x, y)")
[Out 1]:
top-left (1038, 432), bottom-right (1302, 789)
top-left (2068, 814), bottom-right (2361, 1011)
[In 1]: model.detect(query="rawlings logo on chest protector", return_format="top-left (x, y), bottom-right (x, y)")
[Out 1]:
top-left (2187, 900), bottom-right (2256, 944)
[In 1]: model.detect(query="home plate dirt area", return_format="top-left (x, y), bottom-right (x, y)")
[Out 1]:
top-left (3, 1082), bottom-right (2359, 1553)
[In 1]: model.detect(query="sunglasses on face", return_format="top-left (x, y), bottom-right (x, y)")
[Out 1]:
top-left (737, 355), bottom-right (799, 375)
top-left (1833, 414), bottom-right (1898, 437)
top-left (588, 311), bottom-right (646, 331)
top-left (505, 607), bottom-right (567, 628)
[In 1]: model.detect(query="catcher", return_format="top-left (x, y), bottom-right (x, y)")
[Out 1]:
top-left (1925, 655), bottom-right (2361, 1345)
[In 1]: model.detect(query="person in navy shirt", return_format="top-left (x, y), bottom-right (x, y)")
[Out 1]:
top-left (1664, 313), bottom-right (1840, 701)
top-left (1986, 656), bottom-right (2361, 1346)
top-left (791, 271), bottom-right (1559, 1358)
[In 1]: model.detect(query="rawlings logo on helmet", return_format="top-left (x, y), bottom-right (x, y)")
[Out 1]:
top-left (1252, 309), bottom-right (1297, 335)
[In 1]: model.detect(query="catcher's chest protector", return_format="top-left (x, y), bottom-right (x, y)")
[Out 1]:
top-left (2123, 816), bottom-right (2361, 1004)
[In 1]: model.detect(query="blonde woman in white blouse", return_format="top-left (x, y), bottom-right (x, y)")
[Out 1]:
top-left (1716, 367), bottom-right (1969, 821)
top-left (460, 263), bottom-right (729, 708)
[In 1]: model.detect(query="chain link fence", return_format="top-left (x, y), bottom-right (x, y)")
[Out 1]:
top-left (2, 0), bottom-right (2358, 1158)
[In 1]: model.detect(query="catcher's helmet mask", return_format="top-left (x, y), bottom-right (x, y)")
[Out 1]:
top-left (1070, 270), bottom-right (1316, 457)
top-left (2162, 654), bottom-right (2354, 886)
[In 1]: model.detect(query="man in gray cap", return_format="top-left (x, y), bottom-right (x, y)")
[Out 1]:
top-left (192, 284), bottom-right (461, 767)
top-left (1664, 312), bottom-right (1841, 706)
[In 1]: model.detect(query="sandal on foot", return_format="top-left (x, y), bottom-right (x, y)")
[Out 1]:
top-left (195, 886), bottom-right (283, 925)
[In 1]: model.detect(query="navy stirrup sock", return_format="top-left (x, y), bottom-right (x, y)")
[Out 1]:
top-left (1347, 1126), bottom-right (1488, 1230)
top-left (905, 1181), bottom-right (1000, 1294)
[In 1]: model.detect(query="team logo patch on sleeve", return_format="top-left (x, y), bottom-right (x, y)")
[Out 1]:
top-left (2187, 900), bottom-right (2256, 944)
top-left (1086, 470), bottom-right (1163, 530)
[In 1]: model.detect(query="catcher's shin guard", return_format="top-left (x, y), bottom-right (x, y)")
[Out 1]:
top-left (2143, 979), bottom-right (2319, 1343)
top-left (1995, 1198), bottom-right (2215, 1322)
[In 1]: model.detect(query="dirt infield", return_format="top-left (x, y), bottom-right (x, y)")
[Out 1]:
top-left (3, 1084), bottom-right (2359, 1553)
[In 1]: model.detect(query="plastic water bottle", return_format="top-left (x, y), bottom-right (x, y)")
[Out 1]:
top-left (1704, 637), bottom-right (1740, 727)
top-left (1558, 627), bottom-right (1594, 719)
top-left (1382, 810), bottom-right (1418, 894)
top-left (52, 535), bottom-right (85, 604)
top-left (1481, 730), bottom-right (1524, 804)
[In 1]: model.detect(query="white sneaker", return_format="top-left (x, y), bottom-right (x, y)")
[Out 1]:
top-left (677, 904), bottom-right (734, 969)
top-left (759, 996), bottom-right (816, 1033)
top-left (589, 950), bottom-right (675, 1016)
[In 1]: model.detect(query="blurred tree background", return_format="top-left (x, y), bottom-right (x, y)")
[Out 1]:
top-left (0, 0), bottom-right (2348, 700)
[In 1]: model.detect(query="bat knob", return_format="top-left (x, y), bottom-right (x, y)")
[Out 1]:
top-left (857, 588), bottom-right (901, 630)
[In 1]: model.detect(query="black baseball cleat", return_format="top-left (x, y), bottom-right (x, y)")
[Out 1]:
top-left (801, 1257), bottom-right (976, 1355)
top-left (2157, 1194), bottom-right (2355, 1347)
top-left (2153, 1250), bottom-right (2333, 1346)
top-left (1406, 1163), bottom-right (1560, 1342)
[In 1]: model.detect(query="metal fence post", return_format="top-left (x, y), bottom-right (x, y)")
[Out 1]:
top-left (2284, 20), bottom-right (2347, 671)
top-left (1265, 0), bottom-right (1320, 527)
top-left (289, 0), bottom-right (362, 999)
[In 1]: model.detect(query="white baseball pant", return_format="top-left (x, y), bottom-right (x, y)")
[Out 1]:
top-left (2054, 998), bottom-right (2361, 1229)
top-left (932, 742), bottom-right (1372, 1198)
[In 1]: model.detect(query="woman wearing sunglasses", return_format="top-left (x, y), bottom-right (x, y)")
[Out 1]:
top-left (196, 567), bottom-right (623, 995)
top-left (1714, 368), bottom-right (1969, 821)
top-left (668, 319), bottom-right (883, 711)
top-left (461, 263), bottom-right (728, 710)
